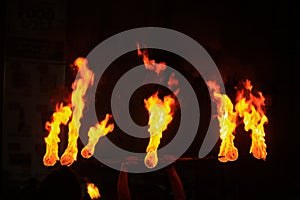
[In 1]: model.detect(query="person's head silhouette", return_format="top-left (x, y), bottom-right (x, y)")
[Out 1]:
top-left (38, 166), bottom-right (82, 200)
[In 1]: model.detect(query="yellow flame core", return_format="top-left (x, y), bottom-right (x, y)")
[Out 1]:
top-left (60, 57), bottom-right (94, 166)
top-left (43, 57), bottom-right (115, 167)
top-left (208, 79), bottom-right (268, 162)
top-left (235, 80), bottom-right (268, 160)
top-left (43, 103), bottom-right (72, 166)
top-left (216, 94), bottom-right (238, 163)
top-left (87, 183), bottom-right (101, 199)
top-left (81, 114), bottom-right (114, 158)
top-left (207, 81), bottom-right (238, 162)
top-left (144, 92), bottom-right (175, 168)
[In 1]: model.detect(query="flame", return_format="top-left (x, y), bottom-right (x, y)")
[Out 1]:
top-left (60, 57), bottom-right (94, 166)
top-left (87, 182), bottom-right (101, 199)
top-left (81, 114), bottom-right (114, 158)
top-left (207, 79), bottom-right (268, 162)
top-left (168, 72), bottom-right (180, 95)
top-left (43, 57), bottom-right (116, 167)
top-left (144, 92), bottom-right (175, 168)
top-left (43, 103), bottom-right (72, 166)
top-left (137, 43), bottom-right (166, 75)
top-left (207, 80), bottom-right (238, 162)
top-left (235, 79), bottom-right (268, 160)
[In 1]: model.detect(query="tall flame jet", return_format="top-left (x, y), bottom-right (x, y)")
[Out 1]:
top-left (43, 57), bottom-right (114, 167)
top-left (60, 57), bottom-right (94, 166)
top-left (207, 79), bottom-right (268, 162)
top-left (43, 103), bottom-right (72, 166)
top-left (235, 79), bottom-right (268, 160)
top-left (207, 80), bottom-right (238, 162)
top-left (144, 92), bottom-right (175, 168)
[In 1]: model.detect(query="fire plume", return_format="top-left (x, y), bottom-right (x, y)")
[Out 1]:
top-left (81, 114), bottom-right (114, 159)
top-left (86, 182), bottom-right (101, 199)
top-left (43, 103), bottom-right (72, 166)
top-left (207, 80), bottom-right (238, 162)
top-left (144, 92), bottom-right (175, 168)
top-left (43, 57), bottom-right (102, 167)
top-left (137, 43), bottom-right (166, 75)
top-left (60, 57), bottom-right (94, 166)
top-left (235, 79), bottom-right (268, 160)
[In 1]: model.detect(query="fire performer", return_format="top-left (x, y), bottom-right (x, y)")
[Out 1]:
top-left (37, 166), bottom-right (82, 200)
top-left (117, 159), bottom-right (186, 200)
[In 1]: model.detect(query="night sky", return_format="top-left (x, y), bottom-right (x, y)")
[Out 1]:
top-left (1, 0), bottom-right (299, 200)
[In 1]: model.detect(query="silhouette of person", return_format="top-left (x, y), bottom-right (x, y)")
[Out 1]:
top-left (117, 157), bottom-right (186, 200)
top-left (18, 177), bottom-right (38, 200)
top-left (37, 166), bottom-right (82, 200)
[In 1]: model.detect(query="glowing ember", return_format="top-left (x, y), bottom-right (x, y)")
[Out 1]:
top-left (60, 57), bottom-right (94, 166)
top-left (137, 43), bottom-right (166, 75)
top-left (43, 103), bottom-right (72, 166)
top-left (235, 79), bottom-right (268, 160)
top-left (207, 80), bottom-right (238, 163)
top-left (81, 114), bottom-right (114, 158)
top-left (87, 182), bottom-right (101, 199)
top-left (144, 92), bottom-right (175, 168)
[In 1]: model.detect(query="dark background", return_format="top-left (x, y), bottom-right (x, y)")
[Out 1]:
top-left (1, 0), bottom-right (299, 199)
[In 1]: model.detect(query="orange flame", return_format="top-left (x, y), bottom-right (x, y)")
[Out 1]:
top-left (60, 57), bottom-right (94, 166)
top-left (168, 72), bottom-right (180, 95)
top-left (144, 92), bottom-right (175, 168)
top-left (43, 103), bottom-right (72, 166)
top-left (43, 57), bottom-right (116, 167)
top-left (137, 43), bottom-right (166, 75)
top-left (81, 114), bottom-right (114, 158)
top-left (207, 80), bottom-right (238, 162)
top-left (87, 182), bottom-right (101, 199)
top-left (235, 79), bottom-right (268, 160)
